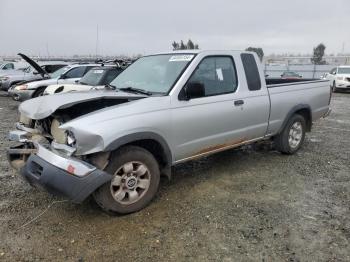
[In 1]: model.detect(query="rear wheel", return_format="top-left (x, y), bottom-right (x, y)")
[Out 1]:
top-left (274, 114), bottom-right (306, 154)
top-left (93, 146), bottom-right (160, 214)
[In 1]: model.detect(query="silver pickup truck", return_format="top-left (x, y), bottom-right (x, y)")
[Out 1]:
top-left (8, 50), bottom-right (331, 214)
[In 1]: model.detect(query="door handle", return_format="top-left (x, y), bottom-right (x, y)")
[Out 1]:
top-left (234, 100), bottom-right (244, 106)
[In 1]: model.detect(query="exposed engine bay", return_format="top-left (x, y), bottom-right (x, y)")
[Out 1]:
top-left (9, 94), bottom-right (146, 170)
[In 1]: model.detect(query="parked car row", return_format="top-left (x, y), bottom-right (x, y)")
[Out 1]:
top-left (0, 54), bottom-right (129, 101)
top-left (0, 54), bottom-right (68, 91)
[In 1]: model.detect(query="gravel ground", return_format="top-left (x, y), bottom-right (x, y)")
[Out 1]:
top-left (0, 91), bottom-right (349, 261)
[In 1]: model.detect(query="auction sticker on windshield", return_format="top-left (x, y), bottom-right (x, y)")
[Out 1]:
top-left (169, 55), bottom-right (194, 62)
top-left (93, 70), bottom-right (104, 74)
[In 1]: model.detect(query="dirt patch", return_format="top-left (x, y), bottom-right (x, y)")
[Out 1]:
top-left (0, 92), bottom-right (349, 261)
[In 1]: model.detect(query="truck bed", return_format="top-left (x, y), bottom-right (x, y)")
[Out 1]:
top-left (265, 78), bottom-right (331, 136)
top-left (266, 78), bottom-right (327, 86)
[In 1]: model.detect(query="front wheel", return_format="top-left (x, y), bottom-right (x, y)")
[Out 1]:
top-left (274, 114), bottom-right (306, 154)
top-left (93, 146), bottom-right (160, 214)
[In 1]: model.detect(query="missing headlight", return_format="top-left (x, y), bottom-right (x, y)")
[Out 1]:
top-left (50, 118), bottom-right (67, 144)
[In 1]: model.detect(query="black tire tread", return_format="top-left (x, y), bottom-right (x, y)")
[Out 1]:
top-left (274, 114), bottom-right (306, 155)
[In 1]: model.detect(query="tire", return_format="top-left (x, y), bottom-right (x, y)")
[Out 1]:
top-left (332, 81), bottom-right (337, 93)
top-left (274, 114), bottom-right (306, 154)
top-left (93, 146), bottom-right (160, 214)
top-left (32, 87), bottom-right (46, 98)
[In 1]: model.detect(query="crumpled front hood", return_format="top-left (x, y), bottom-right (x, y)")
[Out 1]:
top-left (19, 90), bottom-right (146, 120)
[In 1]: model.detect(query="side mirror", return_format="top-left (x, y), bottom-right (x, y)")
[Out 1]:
top-left (59, 74), bottom-right (67, 79)
top-left (33, 71), bottom-right (39, 75)
top-left (181, 82), bottom-right (205, 100)
top-left (75, 80), bottom-right (79, 83)
top-left (332, 72), bottom-right (336, 75)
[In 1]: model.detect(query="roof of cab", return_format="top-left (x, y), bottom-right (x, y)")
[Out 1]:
top-left (149, 49), bottom-right (252, 56)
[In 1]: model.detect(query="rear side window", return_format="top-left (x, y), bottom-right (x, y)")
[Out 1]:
top-left (241, 53), bottom-right (261, 91)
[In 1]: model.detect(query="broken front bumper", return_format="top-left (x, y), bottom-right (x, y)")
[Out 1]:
top-left (7, 133), bottom-right (112, 203)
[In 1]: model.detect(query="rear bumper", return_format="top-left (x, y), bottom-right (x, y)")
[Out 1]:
top-left (8, 142), bottom-right (112, 203)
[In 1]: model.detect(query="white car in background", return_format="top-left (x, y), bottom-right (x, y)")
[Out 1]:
top-left (8, 63), bottom-right (99, 101)
top-left (44, 65), bottom-right (123, 95)
top-left (327, 66), bottom-right (350, 92)
top-left (0, 61), bottom-right (15, 71)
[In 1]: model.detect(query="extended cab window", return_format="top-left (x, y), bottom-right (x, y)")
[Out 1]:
top-left (241, 53), bottom-right (261, 91)
top-left (187, 56), bottom-right (237, 97)
top-left (64, 66), bottom-right (86, 78)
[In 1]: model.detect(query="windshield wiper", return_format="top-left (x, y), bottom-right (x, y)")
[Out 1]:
top-left (119, 86), bottom-right (152, 96)
top-left (105, 83), bottom-right (117, 90)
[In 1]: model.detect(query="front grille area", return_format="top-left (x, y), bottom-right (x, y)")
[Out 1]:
top-left (30, 161), bottom-right (43, 178)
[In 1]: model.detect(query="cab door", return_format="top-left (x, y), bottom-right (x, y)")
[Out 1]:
top-left (170, 56), bottom-right (251, 162)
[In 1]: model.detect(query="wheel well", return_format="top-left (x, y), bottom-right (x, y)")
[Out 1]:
top-left (295, 108), bottom-right (312, 131)
top-left (33, 86), bottom-right (47, 97)
top-left (123, 139), bottom-right (170, 175)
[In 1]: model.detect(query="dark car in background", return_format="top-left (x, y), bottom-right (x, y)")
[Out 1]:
top-left (281, 71), bottom-right (302, 79)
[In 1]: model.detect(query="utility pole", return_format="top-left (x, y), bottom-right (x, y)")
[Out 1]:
top-left (46, 42), bottom-right (50, 59)
top-left (95, 24), bottom-right (99, 59)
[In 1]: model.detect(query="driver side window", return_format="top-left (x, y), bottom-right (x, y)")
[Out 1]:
top-left (187, 56), bottom-right (237, 97)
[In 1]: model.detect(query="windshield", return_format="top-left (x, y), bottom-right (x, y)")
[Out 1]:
top-left (50, 66), bottom-right (71, 78)
top-left (80, 68), bottom-right (106, 85)
top-left (338, 67), bottom-right (350, 74)
top-left (110, 54), bottom-right (194, 94)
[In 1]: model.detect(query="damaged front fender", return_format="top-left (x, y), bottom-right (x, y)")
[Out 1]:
top-left (65, 126), bottom-right (105, 156)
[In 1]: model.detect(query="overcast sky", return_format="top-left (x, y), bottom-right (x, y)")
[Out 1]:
top-left (0, 0), bottom-right (349, 56)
